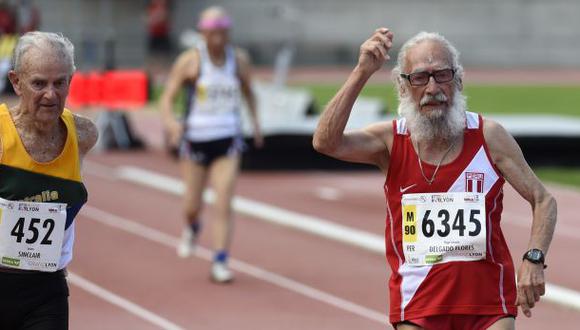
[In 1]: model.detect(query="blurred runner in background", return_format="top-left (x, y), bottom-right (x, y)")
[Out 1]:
top-left (160, 6), bottom-right (262, 283)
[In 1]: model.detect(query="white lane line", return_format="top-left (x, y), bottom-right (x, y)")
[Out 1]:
top-left (87, 162), bottom-right (580, 240)
top-left (314, 187), bottom-right (343, 201)
top-left (68, 272), bottom-right (185, 330)
top-left (84, 162), bottom-right (580, 312)
top-left (503, 211), bottom-right (580, 240)
top-left (546, 284), bottom-right (580, 312)
top-left (115, 166), bottom-right (385, 254)
top-left (80, 205), bottom-right (387, 324)
top-left (81, 161), bottom-right (117, 181)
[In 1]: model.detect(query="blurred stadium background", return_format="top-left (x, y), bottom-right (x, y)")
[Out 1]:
top-left (33, 0), bottom-right (580, 68)
top-left (23, 0), bottom-right (579, 176)
top-left (2, 1), bottom-right (579, 329)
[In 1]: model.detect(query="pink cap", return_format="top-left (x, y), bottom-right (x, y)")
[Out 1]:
top-left (197, 16), bottom-right (232, 30)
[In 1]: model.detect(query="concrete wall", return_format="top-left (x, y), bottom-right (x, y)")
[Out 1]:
top-left (35, 0), bottom-right (147, 70)
top-left (177, 0), bottom-right (580, 67)
top-left (34, 0), bottom-right (580, 68)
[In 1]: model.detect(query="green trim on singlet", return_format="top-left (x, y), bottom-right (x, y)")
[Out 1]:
top-left (0, 164), bottom-right (87, 229)
top-left (0, 164), bottom-right (87, 206)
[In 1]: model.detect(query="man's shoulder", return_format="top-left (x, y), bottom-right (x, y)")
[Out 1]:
top-left (179, 48), bottom-right (200, 63)
top-left (481, 117), bottom-right (506, 134)
top-left (481, 116), bottom-right (514, 160)
top-left (363, 120), bottom-right (395, 153)
top-left (170, 49), bottom-right (200, 81)
top-left (366, 120), bottom-right (394, 134)
top-left (72, 113), bottom-right (97, 136)
top-left (170, 48), bottom-right (200, 70)
top-left (72, 113), bottom-right (98, 155)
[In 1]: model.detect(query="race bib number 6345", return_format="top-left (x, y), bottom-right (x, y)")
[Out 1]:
top-left (401, 192), bottom-right (487, 266)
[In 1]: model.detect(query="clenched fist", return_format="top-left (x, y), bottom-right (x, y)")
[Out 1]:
top-left (357, 28), bottom-right (394, 75)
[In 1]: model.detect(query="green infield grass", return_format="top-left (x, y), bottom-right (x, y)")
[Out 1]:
top-left (151, 83), bottom-right (580, 187)
top-left (534, 167), bottom-right (580, 189)
top-left (152, 83), bottom-right (580, 117)
top-left (296, 84), bottom-right (580, 117)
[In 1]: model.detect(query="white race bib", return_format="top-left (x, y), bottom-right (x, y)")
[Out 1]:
top-left (0, 197), bottom-right (67, 272)
top-left (401, 192), bottom-right (486, 266)
top-left (196, 84), bottom-right (240, 114)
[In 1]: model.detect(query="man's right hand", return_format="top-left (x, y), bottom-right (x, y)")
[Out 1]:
top-left (357, 28), bottom-right (394, 75)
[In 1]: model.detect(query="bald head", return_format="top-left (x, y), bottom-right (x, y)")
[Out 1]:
top-left (12, 32), bottom-right (76, 76)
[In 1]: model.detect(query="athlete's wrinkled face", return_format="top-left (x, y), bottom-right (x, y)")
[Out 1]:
top-left (397, 40), bottom-right (466, 142)
top-left (402, 40), bottom-right (459, 117)
top-left (10, 47), bottom-right (72, 123)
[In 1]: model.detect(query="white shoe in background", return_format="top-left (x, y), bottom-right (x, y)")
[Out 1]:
top-left (211, 262), bottom-right (234, 283)
top-left (177, 227), bottom-right (197, 258)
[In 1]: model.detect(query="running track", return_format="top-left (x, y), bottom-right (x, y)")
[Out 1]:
top-left (67, 146), bottom-right (580, 329)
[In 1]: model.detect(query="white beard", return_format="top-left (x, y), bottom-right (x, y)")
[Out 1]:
top-left (398, 90), bottom-right (467, 143)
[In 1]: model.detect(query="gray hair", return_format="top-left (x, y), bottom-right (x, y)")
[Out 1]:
top-left (392, 32), bottom-right (464, 94)
top-left (11, 31), bottom-right (76, 74)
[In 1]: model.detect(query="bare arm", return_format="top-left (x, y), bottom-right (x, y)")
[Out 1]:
top-left (484, 118), bottom-right (557, 317)
top-left (313, 28), bottom-right (394, 169)
top-left (236, 48), bottom-right (263, 148)
top-left (74, 114), bottom-right (98, 159)
top-left (159, 49), bottom-right (198, 144)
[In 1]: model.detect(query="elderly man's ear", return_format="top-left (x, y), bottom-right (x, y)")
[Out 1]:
top-left (397, 77), bottom-right (407, 97)
top-left (457, 77), bottom-right (463, 91)
top-left (8, 71), bottom-right (22, 96)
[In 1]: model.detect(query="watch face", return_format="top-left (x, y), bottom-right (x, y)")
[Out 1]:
top-left (526, 249), bottom-right (543, 262)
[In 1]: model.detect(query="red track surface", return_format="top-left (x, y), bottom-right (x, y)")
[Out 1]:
top-left (67, 147), bottom-right (580, 329)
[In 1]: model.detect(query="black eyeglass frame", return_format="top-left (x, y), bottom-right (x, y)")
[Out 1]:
top-left (399, 68), bottom-right (457, 86)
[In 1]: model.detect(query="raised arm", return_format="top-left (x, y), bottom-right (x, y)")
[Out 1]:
top-left (484, 118), bottom-right (557, 318)
top-left (159, 49), bottom-right (199, 146)
top-left (236, 48), bottom-right (263, 148)
top-left (312, 28), bottom-right (394, 169)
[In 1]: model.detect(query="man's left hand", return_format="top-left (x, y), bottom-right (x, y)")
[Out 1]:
top-left (516, 260), bottom-right (546, 317)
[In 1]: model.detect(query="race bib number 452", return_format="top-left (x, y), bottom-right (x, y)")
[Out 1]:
top-left (0, 197), bottom-right (67, 272)
top-left (401, 192), bottom-right (487, 266)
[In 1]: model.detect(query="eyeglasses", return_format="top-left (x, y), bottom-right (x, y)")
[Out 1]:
top-left (400, 68), bottom-right (456, 86)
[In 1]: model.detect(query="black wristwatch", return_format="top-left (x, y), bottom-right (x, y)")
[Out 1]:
top-left (522, 249), bottom-right (547, 269)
